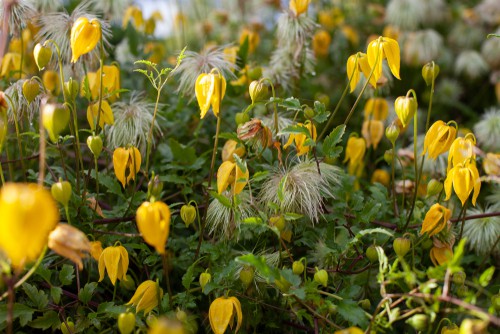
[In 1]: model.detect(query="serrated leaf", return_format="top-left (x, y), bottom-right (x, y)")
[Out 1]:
top-left (169, 138), bottom-right (197, 165)
top-left (236, 254), bottom-right (280, 282)
top-left (51, 286), bottom-right (62, 304)
top-left (22, 283), bottom-right (48, 309)
top-left (78, 282), bottom-right (98, 305)
top-left (337, 299), bottom-right (369, 327)
top-left (0, 304), bottom-right (35, 327)
top-left (28, 311), bottom-right (60, 330)
top-left (278, 124), bottom-right (311, 138)
top-left (278, 97), bottom-right (301, 111)
top-left (97, 302), bottom-right (126, 315)
top-left (323, 125), bottom-right (346, 158)
top-left (59, 264), bottom-right (75, 286)
top-left (313, 101), bottom-right (330, 124)
top-left (182, 262), bottom-right (196, 290)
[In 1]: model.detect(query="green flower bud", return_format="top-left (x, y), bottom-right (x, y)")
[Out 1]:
top-left (315, 93), bottom-right (330, 107)
top-left (118, 312), bottom-right (136, 334)
top-left (314, 268), bottom-right (328, 287)
top-left (359, 299), bottom-right (371, 310)
top-left (235, 112), bottom-right (250, 125)
top-left (199, 272), bottom-right (211, 292)
top-left (22, 78), bottom-right (40, 104)
top-left (33, 43), bottom-right (52, 70)
top-left (247, 67), bottom-right (262, 80)
top-left (180, 204), bottom-right (197, 227)
top-left (64, 77), bottom-right (79, 101)
top-left (426, 179), bottom-right (443, 197)
top-left (303, 106), bottom-right (315, 119)
top-left (452, 271), bottom-right (466, 285)
top-left (147, 174), bottom-right (164, 199)
top-left (366, 245), bottom-right (378, 263)
top-left (456, 284), bottom-right (468, 297)
top-left (406, 314), bottom-right (428, 331)
top-left (61, 321), bottom-right (75, 334)
top-left (393, 237), bottom-right (411, 258)
top-left (87, 135), bottom-right (103, 158)
top-left (292, 260), bottom-right (305, 275)
top-left (491, 294), bottom-right (500, 312)
top-left (384, 149), bottom-right (394, 164)
top-left (176, 309), bottom-right (188, 322)
top-left (422, 62), bottom-right (440, 86)
top-left (385, 123), bottom-right (400, 144)
top-left (239, 266), bottom-right (255, 288)
top-left (249, 80), bottom-right (268, 104)
top-left (51, 179), bottom-right (72, 207)
top-left (42, 102), bottom-right (70, 143)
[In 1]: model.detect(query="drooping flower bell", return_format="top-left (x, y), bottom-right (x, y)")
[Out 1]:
top-left (87, 100), bottom-right (115, 130)
top-left (136, 201), bottom-right (171, 254)
top-left (113, 147), bottom-right (141, 188)
top-left (195, 70), bottom-right (226, 119)
top-left (343, 136), bottom-right (366, 175)
top-left (217, 160), bottom-right (249, 195)
top-left (364, 98), bottom-right (388, 121)
top-left (127, 280), bottom-right (163, 314)
top-left (122, 6), bottom-right (144, 30)
top-left (209, 296), bottom-right (243, 334)
top-left (98, 244), bottom-right (129, 285)
top-left (346, 52), bottom-right (376, 92)
top-left (70, 17), bottom-right (101, 63)
top-left (180, 203), bottom-right (197, 227)
top-left (362, 120), bottom-right (384, 149)
top-left (22, 78), bottom-right (40, 105)
top-left (289, 0), bottom-right (311, 17)
top-left (48, 224), bottom-right (91, 270)
top-left (33, 43), bottom-right (52, 70)
top-left (366, 36), bottom-right (401, 84)
top-left (283, 121), bottom-right (317, 156)
top-left (51, 179), bottom-right (72, 208)
top-left (42, 102), bottom-right (70, 143)
top-left (444, 160), bottom-right (481, 206)
top-left (430, 245), bottom-right (453, 266)
top-left (422, 120), bottom-right (457, 160)
top-left (394, 92), bottom-right (417, 128)
top-left (447, 134), bottom-right (476, 172)
top-left (312, 30), bottom-right (332, 58)
top-left (0, 52), bottom-right (21, 78)
top-left (43, 70), bottom-right (60, 95)
top-left (97, 64), bottom-right (121, 101)
top-left (222, 140), bottom-right (246, 162)
top-left (239, 28), bottom-right (260, 54)
top-left (90, 241), bottom-right (103, 261)
top-left (420, 203), bottom-right (452, 237)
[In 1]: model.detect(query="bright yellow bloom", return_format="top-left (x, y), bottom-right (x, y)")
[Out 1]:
top-left (430, 245), bottom-right (453, 266)
top-left (195, 72), bottom-right (226, 119)
top-left (318, 8), bottom-right (344, 29)
top-left (289, 0), bottom-right (311, 17)
top-left (42, 102), bottom-right (70, 143)
top-left (222, 140), bottom-right (246, 162)
top-left (48, 224), bottom-right (91, 270)
top-left (239, 28), bottom-right (260, 54)
top-left (42, 70), bottom-right (60, 95)
top-left (394, 95), bottom-right (417, 128)
top-left (113, 147), bottom-right (141, 188)
top-left (98, 244), bottom-right (129, 285)
top-left (362, 119), bottom-right (384, 149)
top-left (483, 153), bottom-right (500, 176)
top-left (81, 72), bottom-right (99, 99)
top-left (70, 17), bottom-right (101, 63)
top-left (312, 30), bottom-right (331, 58)
top-left (447, 134), bottom-right (476, 172)
top-left (0, 52), bottom-right (21, 78)
top-left (209, 296), bottom-right (243, 334)
top-left (444, 160), bottom-right (481, 206)
top-left (0, 183), bottom-right (58, 269)
top-left (371, 169), bottom-right (390, 187)
top-left (122, 6), bottom-right (144, 30)
top-left (87, 100), bottom-right (114, 130)
top-left (148, 318), bottom-right (184, 334)
top-left (127, 280), bottom-right (163, 314)
top-left (343, 136), bottom-right (366, 175)
top-left (422, 121), bottom-right (457, 160)
top-left (334, 327), bottom-right (364, 334)
top-left (283, 121), bottom-right (317, 156)
top-left (367, 36), bottom-right (401, 84)
top-left (420, 203), bottom-right (451, 236)
top-left (136, 201), bottom-right (171, 254)
top-left (346, 52), bottom-right (376, 92)
top-left (90, 241), bottom-right (103, 261)
top-left (97, 65), bottom-right (121, 100)
top-left (217, 160), bottom-right (249, 195)
top-left (364, 98), bottom-right (388, 121)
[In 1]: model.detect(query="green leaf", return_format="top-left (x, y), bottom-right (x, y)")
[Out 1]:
top-left (22, 283), bottom-right (48, 309)
top-left (78, 282), bottom-right (98, 305)
top-left (278, 124), bottom-right (311, 138)
top-left (218, 132), bottom-right (241, 142)
top-left (169, 138), bottom-right (197, 165)
top-left (182, 262), bottom-right (196, 290)
top-left (97, 302), bottom-right (126, 315)
top-left (237, 35), bottom-right (249, 69)
top-left (337, 299), bottom-right (369, 327)
top-left (242, 217), bottom-right (264, 224)
top-left (236, 254), bottom-right (280, 282)
top-left (278, 97), bottom-right (301, 111)
top-left (323, 125), bottom-right (346, 158)
top-left (0, 303), bottom-right (35, 327)
top-left (28, 311), bottom-right (60, 330)
top-left (313, 101), bottom-right (330, 123)
top-left (210, 191), bottom-right (232, 208)
top-left (277, 174), bottom-right (288, 203)
top-left (59, 264), bottom-right (75, 286)
top-left (50, 286), bottom-right (62, 304)
top-left (479, 266), bottom-right (495, 287)
top-left (283, 213), bottom-right (303, 220)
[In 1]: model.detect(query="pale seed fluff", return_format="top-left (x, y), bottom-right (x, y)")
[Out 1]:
top-left (455, 50), bottom-right (489, 80)
top-left (434, 78), bottom-right (463, 105)
top-left (402, 30), bottom-right (443, 66)
top-left (385, 0), bottom-right (426, 31)
top-left (27, 0), bottom-right (63, 13)
top-left (462, 204), bottom-right (500, 256)
top-left (481, 28), bottom-right (500, 69)
top-left (88, 0), bottom-right (133, 23)
top-left (448, 23), bottom-right (485, 50)
top-left (475, 0), bottom-right (500, 25)
top-left (107, 91), bottom-right (162, 154)
top-left (0, 0), bottom-right (36, 32)
top-left (473, 108), bottom-right (500, 152)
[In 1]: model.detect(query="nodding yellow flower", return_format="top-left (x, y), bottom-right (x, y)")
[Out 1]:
top-left (422, 121), bottom-right (457, 160)
top-left (113, 147), bottom-right (141, 188)
top-left (420, 203), bottom-right (452, 236)
top-left (283, 121), bottom-right (317, 156)
top-left (318, 8), bottom-right (344, 30)
top-left (217, 160), bottom-right (249, 195)
top-left (394, 94), bottom-right (417, 128)
top-left (334, 327), bottom-right (364, 334)
top-left (127, 280), bottom-right (163, 314)
top-left (209, 296), bottom-right (243, 334)
top-left (346, 52), bottom-right (377, 92)
top-left (81, 72), bottom-right (99, 99)
top-left (0, 52), bottom-right (21, 78)
top-left (483, 153), bottom-right (500, 176)
top-left (98, 244), bottom-right (129, 285)
top-left (222, 140), bottom-right (246, 162)
top-left (97, 65), bottom-right (121, 100)
top-left (239, 28), bottom-right (260, 54)
top-left (122, 6), bottom-right (144, 30)
top-left (367, 36), bottom-right (401, 84)
top-left (371, 169), bottom-right (390, 187)
top-left (0, 183), bottom-right (59, 269)
top-left (48, 224), bottom-right (91, 270)
top-left (312, 30), bottom-right (332, 58)
top-left (362, 120), bottom-right (384, 149)
top-left (70, 17), bottom-right (101, 63)
top-left (289, 0), bottom-right (311, 17)
top-left (364, 98), bottom-right (388, 121)
top-left (90, 241), bottom-right (103, 261)
top-left (136, 201), bottom-right (171, 254)
top-left (195, 71), bottom-right (226, 119)
top-left (87, 100), bottom-right (114, 130)
top-left (430, 245), bottom-right (453, 266)
top-left (444, 160), bottom-right (481, 206)
top-left (447, 134), bottom-right (476, 172)
top-left (343, 136), bottom-right (366, 175)
top-left (42, 70), bottom-right (60, 95)
top-left (42, 102), bottom-right (70, 143)
top-left (441, 324), bottom-right (459, 334)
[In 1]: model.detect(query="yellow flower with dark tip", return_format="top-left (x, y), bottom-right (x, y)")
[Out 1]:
top-left (0, 52), bottom-right (21, 78)
top-left (209, 296), bottom-right (243, 334)
top-left (127, 280), bottom-right (163, 314)
top-left (217, 160), bottom-right (249, 195)
top-left (444, 160), bottom-right (481, 206)
top-left (346, 52), bottom-right (376, 92)
top-left (367, 36), bottom-right (401, 83)
top-left (289, 0), bottom-right (311, 17)
top-left (430, 245), bottom-right (453, 266)
top-left (195, 72), bottom-right (226, 119)
top-left (87, 100), bottom-right (114, 130)
top-left (362, 119), bottom-right (384, 149)
top-left (70, 17), bottom-right (101, 63)
top-left (343, 136), bottom-right (366, 175)
top-left (420, 203), bottom-right (451, 236)
top-left (447, 134), bottom-right (476, 172)
top-left (98, 244), bottom-right (129, 285)
top-left (364, 98), bottom-right (388, 121)
top-left (283, 121), bottom-right (317, 156)
top-left (312, 30), bottom-right (331, 58)
top-left (48, 224), bottom-right (91, 270)
top-left (113, 147), bottom-right (141, 188)
top-left (136, 201), bottom-right (171, 254)
top-left (0, 183), bottom-right (59, 269)
top-left (422, 121), bottom-right (457, 160)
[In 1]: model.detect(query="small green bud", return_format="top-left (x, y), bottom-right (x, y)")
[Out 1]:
top-left (239, 266), bottom-right (255, 288)
top-left (383, 149), bottom-right (394, 164)
top-left (247, 67), bottom-right (262, 80)
top-left (422, 62), bottom-right (440, 86)
top-left (22, 78), bottom-right (40, 104)
top-left (33, 43), bottom-right (52, 70)
top-left (176, 309), bottom-right (188, 322)
top-left (64, 77), bottom-right (79, 101)
top-left (426, 179), bottom-right (443, 197)
top-left (366, 245), bottom-right (379, 263)
top-left (385, 123), bottom-right (400, 144)
top-left (315, 93), bottom-right (330, 107)
top-left (51, 178), bottom-right (72, 207)
top-left (303, 106), bottom-right (315, 119)
top-left (118, 312), bottom-right (136, 334)
top-left (452, 271), bottom-right (466, 285)
top-left (199, 272), bottom-right (211, 292)
top-left (61, 321), bottom-right (75, 334)
top-left (393, 237), bottom-right (411, 258)
top-left (359, 299), bottom-right (371, 310)
top-left (292, 260), bottom-right (305, 275)
top-left (406, 314), bottom-right (428, 331)
top-left (421, 237), bottom-right (433, 250)
top-left (42, 102), bottom-right (70, 143)
top-left (456, 284), bottom-right (468, 297)
top-left (314, 268), bottom-right (328, 287)
top-left (249, 80), bottom-right (268, 104)
top-left (180, 204), bottom-right (197, 227)
top-left (235, 112), bottom-right (250, 125)
top-left (87, 135), bottom-right (103, 157)
top-left (147, 174), bottom-right (163, 199)
top-left (491, 294), bottom-right (500, 312)
top-left (394, 94), bottom-right (418, 128)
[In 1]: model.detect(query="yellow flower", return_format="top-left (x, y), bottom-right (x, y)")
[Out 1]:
top-left (81, 72), bottom-right (99, 99)
top-left (217, 160), bottom-right (249, 195)
top-left (420, 203), bottom-right (452, 236)
top-left (42, 70), bottom-right (60, 95)
top-left (382, 25), bottom-right (400, 41)
top-left (239, 28), bottom-right (260, 54)
top-left (33, 43), bottom-right (52, 70)
top-left (209, 296), bottom-right (243, 334)
top-left (367, 36), bottom-right (401, 84)
top-left (127, 280), bottom-right (163, 314)
top-left (98, 244), bottom-right (129, 285)
top-left (441, 323), bottom-right (459, 334)
top-left (394, 94), bottom-right (417, 128)
top-left (283, 121), bottom-right (317, 156)
top-left (0, 52), bottom-right (21, 78)
top-left (97, 65), bottom-right (121, 100)
top-left (223, 46), bottom-right (239, 66)
top-left (459, 319), bottom-right (487, 334)
top-left (113, 146), bottom-right (141, 188)
top-left (0, 183), bottom-right (59, 269)
top-left (90, 241), bottom-right (103, 261)
top-left (343, 136), bottom-right (366, 175)
top-left (195, 72), bottom-right (226, 119)
top-left (222, 140), bottom-right (246, 162)
top-left (422, 121), bottom-right (457, 160)
top-left (364, 98), bottom-right (388, 121)
top-left (48, 224), bottom-right (91, 270)
top-left (444, 160), bottom-right (481, 206)
top-left (318, 8), bottom-right (344, 29)
top-left (42, 102), bottom-right (70, 143)
top-left (447, 134), bottom-right (476, 172)
top-left (312, 30), bottom-right (331, 58)
top-left (430, 245), bottom-right (453, 266)
top-left (70, 17), bottom-right (101, 63)
top-left (362, 119), bottom-right (384, 149)
top-left (148, 318), bottom-right (184, 334)
top-left (483, 153), bottom-right (500, 176)
top-left (122, 6), bottom-right (144, 30)
top-left (289, 0), bottom-right (311, 17)
top-left (371, 169), bottom-right (390, 187)
top-left (136, 201), bottom-right (171, 254)
top-left (334, 327), bottom-right (364, 334)
top-left (87, 100), bottom-right (114, 130)
top-left (346, 52), bottom-right (377, 92)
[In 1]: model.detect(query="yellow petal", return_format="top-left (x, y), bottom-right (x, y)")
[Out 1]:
top-left (113, 148), bottom-right (129, 188)
top-left (470, 163), bottom-right (481, 206)
top-left (98, 251), bottom-right (106, 281)
top-left (211, 73), bottom-right (226, 117)
top-left (366, 38), bottom-right (383, 84)
top-left (103, 246), bottom-right (121, 285)
top-left (453, 166), bottom-right (472, 206)
top-left (382, 37), bottom-right (401, 80)
top-left (195, 73), bottom-right (214, 119)
top-left (444, 168), bottom-right (454, 201)
top-left (136, 201), bottom-right (170, 254)
top-left (117, 245), bottom-right (129, 281)
top-left (358, 53), bottom-right (378, 88)
top-left (71, 17), bottom-right (101, 63)
top-left (209, 297), bottom-right (234, 334)
top-left (230, 297), bottom-right (243, 333)
top-left (346, 54), bottom-right (360, 93)
top-left (233, 163), bottom-right (249, 195)
top-left (217, 161), bottom-right (236, 194)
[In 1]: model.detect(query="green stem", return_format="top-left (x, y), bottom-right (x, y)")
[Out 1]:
top-left (458, 200), bottom-right (468, 242)
top-left (0, 162), bottom-right (4, 185)
top-left (391, 144), bottom-right (397, 217)
top-left (58, 142), bottom-right (68, 180)
top-left (145, 88), bottom-right (161, 176)
top-left (318, 78), bottom-right (351, 141)
top-left (261, 78), bottom-right (278, 134)
top-left (404, 90), bottom-right (419, 230)
top-left (38, 104), bottom-right (46, 185)
top-left (162, 253), bottom-right (173, 309)
top-left (66, 102), bottom-right (82, 194)
top-left (64, 205), bottom-right (71, 225)
top-left (94, 157), bottom-right (99, 215)
top-left (11, 102), bottom-right (26, 181)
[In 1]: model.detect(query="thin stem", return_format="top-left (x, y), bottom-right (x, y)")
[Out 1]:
top-left (6, 276), bottom-right (14, 334)
top-left (458, 201), bottom-right (468, 242)
top-left (0, 162), bottom-right (4, 185)
top-left (262, 78), bottom-right (278, 134)
top-left (390, 144), bottom-right (397, 217)
top-left (38, 104), bottom-right (46, 185)
top-left (145, 88), bottom-right (161, 175)
top-left (404, 94), bottom-right (419, 230)
top-left (66, 102), bottom-right (82, 194)
top-left (11, 102), bottom-right (26, 180)
top-left (94, 157), bottom-right (99, 215)
top-left (64, 205), bottom-right (71, 225)
top-left (162, 253), bottom-right (173, 309)
top-left (58, 142), bottom-right (68, 180)
top-left (318, 80), bottom-right (350, 141)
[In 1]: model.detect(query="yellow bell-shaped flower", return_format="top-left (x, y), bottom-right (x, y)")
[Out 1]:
top-left (87, 100), bottom-right (114, 130)
top-left (312, 30), bottom-right (332, 58)
top-left (113, 147), bottom-right (141, 188)
top-left (222, 140), bottom-right (246, 162)
top-left (289, 0), bottom-right (311, 17)
top-left (430, 245), bottom-right (453, 266)
top-left (217, 160), bottom-right (249, 195)
top-left (422, 120), bottom-right (457, 160)
top-left (42, 102), bottom-right (70, 143)
top-left (394, 94), bottom-right (417, 128)
top-left (209, 296), bottom-right (243, 334)
top-left (127, 280), bottom-right (163, 314)
top-left (98, 244), bottom-right (129, 285)
top-left (239, 28), bottom-right (260, 54)
top-left (447, 134), bottom-right (476, 172)
top-left (97, 64), bottom-right (121, 100)
top-left (136, 201), bottom-right (171, 254)
top-left (0, 52), bottom-right (21, 78)
top-left (420, 203), bottom-right (451, 237)
top-left (283, 121), bottom-right (317, 156)
top-left (81, 72), bottom-right (99, 99)
top-left (0, 183), bottom-right (59, 269)
top-left (343, 136), bottom-right (366, 175)
top-left (361, 119), bottom-right (384, 149)
top-left (195, 71), bottom-right (226, 119)
top-left (364, 98), bottom-right (388, 121)
top-left (70, 17), bottom-right (101, 63)
top-left (367, 36), bottom-right (401, 83)
top-left (346, 52), bottom-right (376, 92)
top-left (444, 160), bottom-right (481, 206)
top-left (441, 324), bottom-right (459, 334)
top-left (90, 241), bottom-right (103, 261)
top-left (122, 6), bottom-right (144, 30)
top-left (48, 223), bottom-right (91, 270)
top-left (371, 169), bottom-right (390, 187)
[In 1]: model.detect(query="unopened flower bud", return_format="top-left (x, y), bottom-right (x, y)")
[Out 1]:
top-left (452, 271), bottom-right (466, 285)
top-left (51, 178), bottom-right (72, 207)
top-left (249, 80), bottom-right (268, 104)
top-left (315, 93), bottom-right (330, 107)
top-left (422, 62), bottom-right (440, 86)
top-left (180, 204), bottom-right (196, 227)
top-left (394, 94), bottom-right (417, 128)
top-left (147, 174), bottom-right (163, 199)
top-left (239, 266), bottom-right (254, 288)
top-left (199, 271), bottom-right (211, 292)
top-left (61, 321), bottom-right (75, 334)
top-left (366, 245), bottom-right (378, 263)
top-left (64, 77), bottom-right (79, 101)
top-left (33, 43), bottom-right (52, 70)
top-left (384, 149), bottom-right (394, 164)
top-left (42, 102), bottom-right (70, 143)
top-left (269, 215), bottom-right (285, 231)
top-left (385, 123), bottom-right (400, 144)
top-left (303, 106), bottom-right (315, 119)
top-left (22, 78), bottom-right (40, 104)
top-left (393, 237), bottom-right (411, 258)
top-left (314, 268), bottom-right (328, 287)
top-left (48, 224), bottom-right (91, 270)
top-left (87, 135), bottom-right (103, 157)
top-left (235, 112), bottom-right (250, 125)
top-left (118, 312), bottom-right (136, 334)
top-left (292, 260), bottom-right (305, 275)
top-left (406, 314), bottom-right (428, 331)
top-left (427, 179), bottom-right (443, 197)
top-left (457, 284), bottom-right (468, 297)
top-left (359, 299), bottom-right (371, 310)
